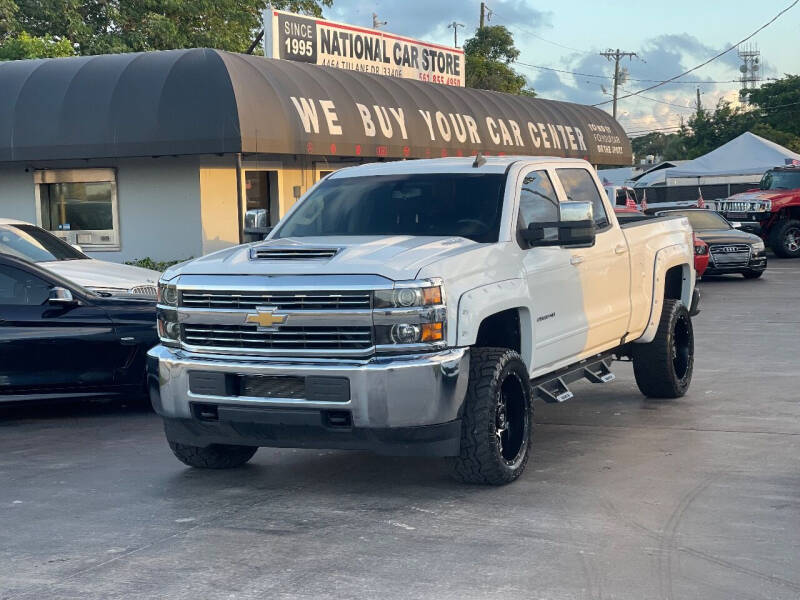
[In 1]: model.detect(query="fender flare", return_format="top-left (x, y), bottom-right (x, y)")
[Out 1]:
top-left (455, 278), bottom-right (533, 367)
top-left (634, 244), bottom-right (693, 344)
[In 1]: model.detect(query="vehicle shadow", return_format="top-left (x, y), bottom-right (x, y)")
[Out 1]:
top-left (698, 275), bottom-right (754, 283)
top-left (0, 397), bottom-right (153, 422)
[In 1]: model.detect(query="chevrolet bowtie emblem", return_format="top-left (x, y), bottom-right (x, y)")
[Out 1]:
top-left (245, 308), bottom-right (288, 329)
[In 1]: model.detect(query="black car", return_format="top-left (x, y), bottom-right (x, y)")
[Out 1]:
top-left (656, 209), bottom-right (768, 278)
top-left (0, 253), bottom-right (158, 403)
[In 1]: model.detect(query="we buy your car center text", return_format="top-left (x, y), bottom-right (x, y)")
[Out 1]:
top-left (290, 96), bottom-right (623, 156)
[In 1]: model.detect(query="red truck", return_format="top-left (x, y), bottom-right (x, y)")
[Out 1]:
top-left (715, 165), bottom-right (800, 258)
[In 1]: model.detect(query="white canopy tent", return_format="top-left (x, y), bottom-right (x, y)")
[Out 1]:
top-left (637, 132), bottom-right (800, 186)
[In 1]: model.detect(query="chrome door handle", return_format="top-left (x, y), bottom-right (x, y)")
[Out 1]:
top-left (570, 255), bottom-right (584, 266)
top-left (614, 244), bottom-right (627, 255)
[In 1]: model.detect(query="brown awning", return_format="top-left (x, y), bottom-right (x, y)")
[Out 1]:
top-left (0, 49), bottom-right (631, 165)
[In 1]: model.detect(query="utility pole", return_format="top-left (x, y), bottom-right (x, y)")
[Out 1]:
top-left (479, 2), bottom-right (492, 28)
top-left (600, 48), bottom-right (637, 120)
top-left (448, 21), bottom-right (465, 47)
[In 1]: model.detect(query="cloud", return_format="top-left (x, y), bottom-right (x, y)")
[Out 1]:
top-left (519, 32), bottom-right (752, 135)
top-left (327, 0), bottom-right (550, 47)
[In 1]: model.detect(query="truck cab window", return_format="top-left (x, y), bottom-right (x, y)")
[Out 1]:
top-left (557, 168), bottom-right (610, 230)
top-left (518, 170), bottom-right (559, 242)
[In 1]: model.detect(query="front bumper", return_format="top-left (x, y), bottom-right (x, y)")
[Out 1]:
top-left (146, 345), bottom-right (470, 456)
top-left (705, 252), bottom-right (767, 275)
top-left (717, 211), bottom-right (768, 235)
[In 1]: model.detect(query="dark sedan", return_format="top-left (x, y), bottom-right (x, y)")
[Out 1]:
top-left (0, 253), bottom-right (158, 403)
top-left (656, 209), bottom-right (768, 278)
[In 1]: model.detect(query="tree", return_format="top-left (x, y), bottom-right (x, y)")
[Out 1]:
top-left (745, 75), bottom-right (800, 138)
top-left (2, 0), bottom-right (331, 57)
top-left (0, 31), bottom-right (74, 59)
top-left (673, 75), bottom-right (800, 158)
top-left (463, 25), bottom-right (535, 96)
top-left (0, 0), bottom-right (17, 40)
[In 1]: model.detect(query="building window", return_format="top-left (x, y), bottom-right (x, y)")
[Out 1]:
top-left (34, 169), bottom-right (119, 250)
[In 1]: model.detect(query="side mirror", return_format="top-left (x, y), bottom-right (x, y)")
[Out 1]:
top-left (521, 201), bottom-right (596, 248)
top-left (48, 286), bottom-right (76, 305)
top-left (243, 209), bottom-right (272, 241)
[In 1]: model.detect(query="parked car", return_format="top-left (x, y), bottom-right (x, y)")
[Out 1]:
top-left (693, 234), bottom-right (709, 277)
top-left (655, 209), bottom-right (767, 278)
top-left (714, 165), bottom-right (800, 258)
top-left (149, 156), bottom-right (698, 485)
top-left (0, 253), bottom-right (158, 403)
top-left (0, 219), bottom-right (160, 297)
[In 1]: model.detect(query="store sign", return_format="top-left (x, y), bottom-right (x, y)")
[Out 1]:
top-left (264, 9), bottom-right (465, 87)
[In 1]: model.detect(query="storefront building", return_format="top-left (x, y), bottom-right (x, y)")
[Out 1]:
top-left (0, 48), bottom-right (631, 262)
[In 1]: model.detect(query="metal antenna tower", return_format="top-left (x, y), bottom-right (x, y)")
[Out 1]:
top-left (738, 43), bottom-right (761, 104)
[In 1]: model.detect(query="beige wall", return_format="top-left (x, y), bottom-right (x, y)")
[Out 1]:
top-left (199, 163), bottom-right (239, 255)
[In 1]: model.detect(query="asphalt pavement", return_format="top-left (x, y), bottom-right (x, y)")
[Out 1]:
top-left (1, 262), bottom-right (799, 600)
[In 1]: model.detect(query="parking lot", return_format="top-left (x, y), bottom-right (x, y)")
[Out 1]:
top-left (1, 262), bottom-right (798, 600)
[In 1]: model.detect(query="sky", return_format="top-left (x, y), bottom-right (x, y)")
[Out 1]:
top-left (323, 0), bottom-right (800, 138)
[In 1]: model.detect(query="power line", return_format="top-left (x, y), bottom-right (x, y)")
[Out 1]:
top-left (626, 126), bottom-right (684, 136)
top-left (593, 0), bottom-right (799, 107)
top-left (489, 10), bottom-right (593, 55)
top-left (621, 90), bottom-right (697, 111)
top-left (515, 62), bottom-right (744, 84)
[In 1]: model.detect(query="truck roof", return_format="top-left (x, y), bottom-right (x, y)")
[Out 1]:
top-left (328, 156), bottom-right (591, 178)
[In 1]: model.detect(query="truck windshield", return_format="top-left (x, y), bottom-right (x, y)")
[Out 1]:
top-left (274, 173), bottom-right (507, 243)
top-left (0, 224), bottom-right (88, 262)
top-left (760, 170), bottom-right (800, 190)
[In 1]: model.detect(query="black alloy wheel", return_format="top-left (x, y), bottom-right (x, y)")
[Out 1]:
top-left (671, 310), bottom-right (692, 382)
top-left (495, 372), bottom-right (529, 466)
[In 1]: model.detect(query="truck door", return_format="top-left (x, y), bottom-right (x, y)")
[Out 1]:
top-left (518, 168), bottom-right (587, 371)
top-left (555, 168), bottom-right (631, 354)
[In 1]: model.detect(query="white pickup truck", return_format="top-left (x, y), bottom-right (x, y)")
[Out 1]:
top-left (148, 156), bottom-right (699, 485)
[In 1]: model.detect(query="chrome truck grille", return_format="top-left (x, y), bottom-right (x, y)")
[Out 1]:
top-left (710, 244), bottom-right (751, 268)
top-left (182, 324), bottom-right (373, 351)
top-left (181, 290), bottom-right (372, 310)
top-left (174, 285), bottom-right (376, 356)
top-left (717, 201), bottom-right (750, 212)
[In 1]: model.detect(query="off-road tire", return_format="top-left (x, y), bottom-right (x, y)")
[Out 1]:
top-left (447, 348), bottom-right (533, 485)
top-left (768, 219), bottom-right (800, 258)
top-left (742, 269), bottom-right (763, 279)
top-left (168, 441), bottom-right (258, 469)
top-left (632, 299), bottom-right (694, 398)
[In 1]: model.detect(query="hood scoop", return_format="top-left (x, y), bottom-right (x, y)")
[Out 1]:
top-left (249, 246), bottom-right (340, 260)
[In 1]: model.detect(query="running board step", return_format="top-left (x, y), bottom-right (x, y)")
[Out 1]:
top-left (531, 354), bottom-right (616, 404)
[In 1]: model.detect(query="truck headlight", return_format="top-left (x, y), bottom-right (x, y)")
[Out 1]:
top-left (157, 310), bottom-right (180, 347)
top-left (157, 282), bottom-right (178, 306)
top-left (374, 281), bottom-right (443, 308)
top-left (373, 279), bottom-right (446, 351)
top-left (377, 321), bottom-right (445, 346)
